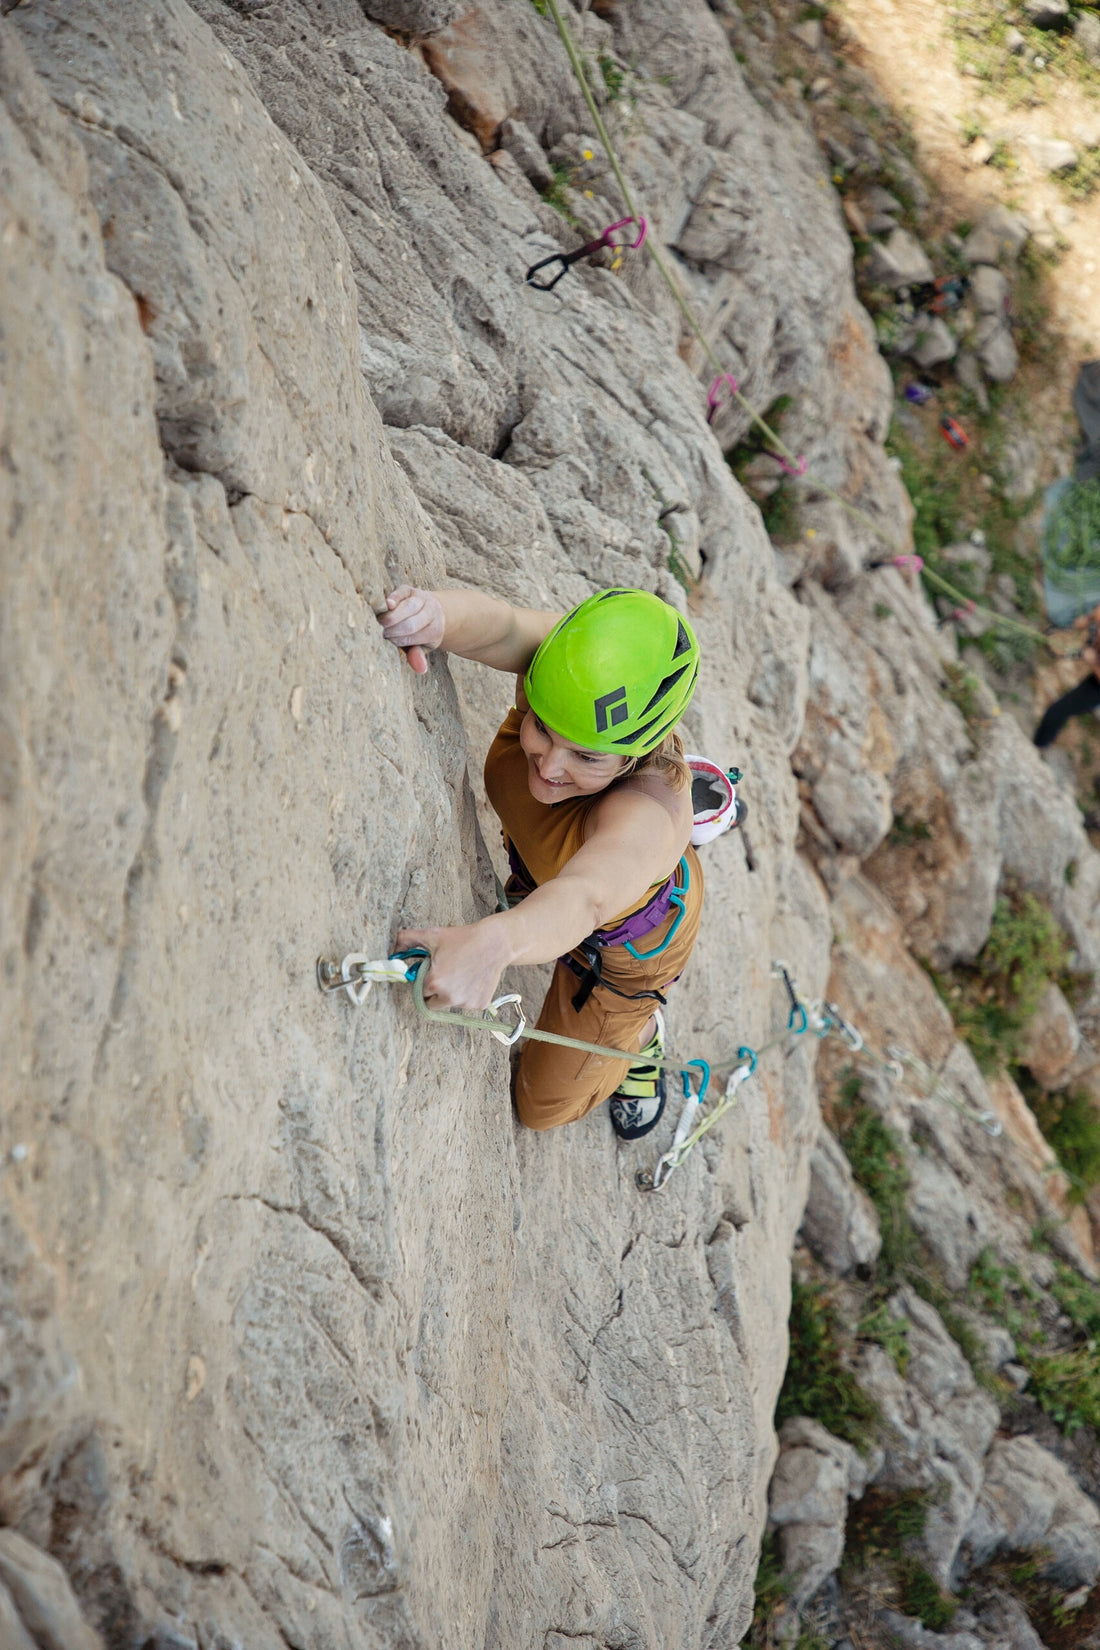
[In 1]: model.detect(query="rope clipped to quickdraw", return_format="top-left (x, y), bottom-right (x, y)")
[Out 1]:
top-left (535, 0), bottom-right (1060, 659)
top-left (316, 949), bottom-right (1006, 1195)
top-left (525, 215), bottom-right (646, 291)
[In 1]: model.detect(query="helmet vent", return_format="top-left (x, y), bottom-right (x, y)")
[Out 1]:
top-left (673, 619), bottom-right (692, 658)
top-left (640, 661), bottom-right (690, 719)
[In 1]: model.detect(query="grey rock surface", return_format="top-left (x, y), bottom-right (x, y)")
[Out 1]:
top-left (0, 1530), bottom-right (103, 1650)
top-left (879, 1612), bottom-right (984, 1650)
top-left (1019, 981), bottom-right (1081, 1090)
top-left (5, 0), bottom-right (1100, 1644)
top-left (1024, 134), bottom-right (1078, 173)
top-left (769, 1417), bottom-right (868, 1606)
top-left (908, 315), bottom-right (958, 370)
top-left (854, 1289), bottom-right (1000, 1582)
top-left (1077, 12), bottom-right (1100, 60)
top-left (1022, 0), bottom-right (1070, 25)
top-left (963, 207), bottom-right (1029, 266)
top-left (867, 228), bottom-right (935, 289)
top-left (962, 1435), bottom-right (1100, 1587)
top-left (800, 1125), bottom-right (883, 1275)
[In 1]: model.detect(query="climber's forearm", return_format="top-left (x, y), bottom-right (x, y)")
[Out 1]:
top-left (434, 589), bottom-right (560, 672)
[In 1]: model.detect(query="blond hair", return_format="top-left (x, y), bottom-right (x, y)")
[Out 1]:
top-left (621, 729), bottom-right (690, 792)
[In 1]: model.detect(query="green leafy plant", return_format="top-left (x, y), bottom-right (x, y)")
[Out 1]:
top-left (1059, 148), bottom-right (1100, 204)
top-left (1027, 1089), bottom-right (1100, 1204)
top-left (888, 811), bottom-right (933, 847)
top-left (1025, 1346), bottom-right (1100, 1436)
top-left (541, 161), bottom-right (579, 225)
top-left (858, 1300), bottom-right (911, 1374)
top-left (926, 891), bottom-right (1070, 1074)
top-left (775, 1275), bottom-right (880, 1451)
top-left (835, 1090), bottom-right (915, 1279)
top-left (898, 1557), bottom-right (958, 1631)
top-left (597, 51), bottom-right (626, 102)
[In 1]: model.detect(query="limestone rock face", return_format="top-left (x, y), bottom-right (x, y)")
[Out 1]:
top-left (962, 1436), bottom-right (1100, 1588)
top-left (769, 1417), bottom-right (869, 1606)
top-left (854, 1290), bottom-right (1000, 1584)
top-left (0, 1), bottom-right (846, 1645)
top-left (800, 1125), bottom-right (883, 1276)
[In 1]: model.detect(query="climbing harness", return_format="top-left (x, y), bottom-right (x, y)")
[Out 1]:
top-left (534, 0), bottom-right (1060, 660)
top-left (525, 214), bottom-right (646, 292)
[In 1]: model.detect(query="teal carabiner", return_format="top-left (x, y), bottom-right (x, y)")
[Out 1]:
top-left (624, 856), bottom-right (690, 961)
top-left (681, 1057), bottom-right (710, 1105)
top-left (737, 1044), bottom-right (758, 1074)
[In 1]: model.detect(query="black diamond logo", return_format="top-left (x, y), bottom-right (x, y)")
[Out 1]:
top-left (594, 686), bottom-right (629, 733)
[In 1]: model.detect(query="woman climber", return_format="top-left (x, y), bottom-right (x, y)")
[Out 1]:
top-left (377, 582), bottom-right (705, 1140)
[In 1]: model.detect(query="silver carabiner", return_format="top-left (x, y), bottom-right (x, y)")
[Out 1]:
top-left (487, 992), bottom-right (526, 1047)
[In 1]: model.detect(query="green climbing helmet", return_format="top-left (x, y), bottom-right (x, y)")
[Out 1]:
top-left (525, 587), bottom-right (700, 756)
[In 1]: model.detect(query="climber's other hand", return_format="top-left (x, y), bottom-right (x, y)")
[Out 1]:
top-left (377, 585), bottom-right (445, 674)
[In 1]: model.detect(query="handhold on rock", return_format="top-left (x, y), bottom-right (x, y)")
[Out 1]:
top-left (867, 228), bottom-right (935, 290)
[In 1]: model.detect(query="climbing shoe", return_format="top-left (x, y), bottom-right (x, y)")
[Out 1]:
top-left (609, 1011), bottom-right (667, 1141)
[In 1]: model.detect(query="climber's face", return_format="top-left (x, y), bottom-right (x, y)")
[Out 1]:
top-left (520, 710), bottom-right (631, 802)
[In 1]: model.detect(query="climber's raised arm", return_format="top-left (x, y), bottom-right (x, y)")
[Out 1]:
top-left (377, 584), bottom-right (560, 675)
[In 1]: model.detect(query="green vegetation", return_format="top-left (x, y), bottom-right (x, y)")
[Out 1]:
top-left (844, 1489), bottom-right (956, 1630)
top-left (925, 890), bottom-right (1070, 1074)
top-left (883, 418), bottom-right (1042, 665)
top-left (836, 1078), bottom-right (916, 1277)
top-left (950, 0), bottom-right (1100, 107)
top-left (941, 661), bottom-right (985, 732)
top-left (1060, 148), bottom-right (1100, 203)
top-left (888, 811), bottom-right (932, 847)
top-left (541, 161), bottom-right (579, 225)
top-left (775, 1274), bottom-right (880, 1451)
top-left (1027, 1089), bottom-right (1100, 1204)
top-left (857, 1300), bottom-right (910, 1374)
top-left (969, 1247), bottom-right (1100, 1437)
top-left (1025, 1345), bottom-right (1100, 1436)
top-left (897, 1558), bottom-right (958, 1632)
top-left (597, 51), bottom-right (626, 102)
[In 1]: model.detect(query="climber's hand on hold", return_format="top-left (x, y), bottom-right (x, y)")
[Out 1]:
top-left (397, 916), bottom-right (512, 1013)
top-left (376, 584), bottom-right (446, 675)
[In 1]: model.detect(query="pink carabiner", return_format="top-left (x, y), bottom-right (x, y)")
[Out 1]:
top-left (951, 600), bottom-right (977, 620)
top-left (893, 554), bottom-right (924, 573)
top-left (707, 373), bottom-right (740, 423)
top-left (771, 451), bottom-right (807, 477)
top-left (601, 215), bottom-right (647, 250)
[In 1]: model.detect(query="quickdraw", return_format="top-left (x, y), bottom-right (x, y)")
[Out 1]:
top-left (525, 215), bottom-right (647, 292)
top-left (316, 949), bottom-right (1006, 1196)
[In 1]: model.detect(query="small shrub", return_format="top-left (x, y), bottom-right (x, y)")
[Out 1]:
top-left (1060, 149), bottom-right (1100, 203)
top-left (858, 1300), bottom-right (910, 1374)
top-left (1025, 1346), bottom-right (1100, 1436)
top-left (597, 53), bottom-right (626, 102)
top-left (1050, 1260), bottom-right (1100, 1339)
top-left (541, 161), bottom-right (579, 225)
top-left (941, 661), bottom-right (985, 729)
top-left (845, 1486), bottom-right (931, 1572)
top-left (776, 1275), bottom-right (880, 1451)
top-left (898, 1557), bottom-right (957, 1631)
top-left (888, 811), bottom-right (932, 847)
top-left (928, 892), bottom-right (1071, 1075)
top-left (1027, 1090), bottom-right (1100, 1203)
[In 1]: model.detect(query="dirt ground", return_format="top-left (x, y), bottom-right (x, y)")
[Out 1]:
top-left (837, 0), bottom-right (1100, 362)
